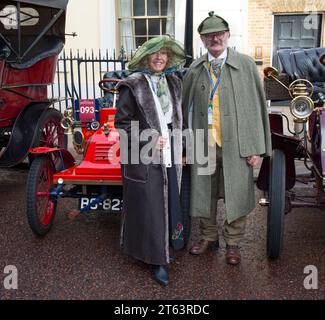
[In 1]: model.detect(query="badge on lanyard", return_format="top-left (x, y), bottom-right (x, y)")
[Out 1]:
top-left (208, 104), bottom-right (213, 125)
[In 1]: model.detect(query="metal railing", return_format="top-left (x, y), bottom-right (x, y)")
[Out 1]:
top-left (49, 49), bottom-right (128, 112)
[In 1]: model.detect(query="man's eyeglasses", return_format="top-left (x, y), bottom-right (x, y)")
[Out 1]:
top-left (204, 31), bottom-right (227, 40)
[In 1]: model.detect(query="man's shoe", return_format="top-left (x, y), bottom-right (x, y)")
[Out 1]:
top-left (189, 239), bottom-right (219, 255)
top-left (153, 265), bottom-right (169, 286)
top-left (226, 245), bottom-right (241, 265)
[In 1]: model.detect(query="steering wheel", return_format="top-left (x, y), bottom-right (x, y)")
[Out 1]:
top-left (288, 79), bottom-right (314, 99)
top-left (98, 78), bottom-right (121, 94)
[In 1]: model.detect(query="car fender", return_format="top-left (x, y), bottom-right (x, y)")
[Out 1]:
top-left (29, 147), bottom-right (75, 171)
top-left (0, 102), bottom-right (52, 167)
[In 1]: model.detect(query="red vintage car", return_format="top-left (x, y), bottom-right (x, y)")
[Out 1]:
top-left (0, 0), bottom-right (67, 168)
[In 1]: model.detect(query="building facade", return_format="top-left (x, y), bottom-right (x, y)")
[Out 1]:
top-left (248, 0), bottom-right (325, 71)
top-left (65, 0), bottom-right (248, 57)
top-left (65, 0), bottom-right (324, 71)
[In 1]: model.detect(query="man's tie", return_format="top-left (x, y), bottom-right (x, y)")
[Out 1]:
top-left (210, 58), bottom-right (224, 76)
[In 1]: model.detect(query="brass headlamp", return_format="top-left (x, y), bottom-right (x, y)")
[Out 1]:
top-left (61, 109), bottom-right (74, 134)
top-left (264, 67), bottom-right (314, 122)
top-left (289, 80), bottom-right (314, 121)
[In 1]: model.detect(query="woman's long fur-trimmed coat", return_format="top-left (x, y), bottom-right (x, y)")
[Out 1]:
top-left (114, 72), bottom-right (183, 265)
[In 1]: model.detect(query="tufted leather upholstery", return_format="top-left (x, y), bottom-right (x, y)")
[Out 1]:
top-left (277, 48), bottom-right (297, 79)
top-left (292, 47), bottom-right (325, 81)
top-left (277, 47), bottom-right (325, 95)
top-left (265, 47), bottom-right (325, 100)
top-left (103, 70), bottom-right (130, 81)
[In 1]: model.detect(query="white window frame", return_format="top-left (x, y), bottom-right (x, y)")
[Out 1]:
top-left (116, 0), bottom-right (175, 55)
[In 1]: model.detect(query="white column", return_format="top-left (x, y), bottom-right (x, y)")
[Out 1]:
top-left (99, 0), bottom-right (116, 53)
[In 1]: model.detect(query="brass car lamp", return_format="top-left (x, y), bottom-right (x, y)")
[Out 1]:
top-left (289, 80), bottom-right (314, 121)
top-left (290, 96), bottom-right (314, 121)
top-left (263, 66), bottom-right (315, 122)
top-left (61, 117), bottom-right (74, 134)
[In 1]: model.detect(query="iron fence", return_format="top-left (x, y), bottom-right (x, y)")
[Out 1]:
top-left (49, 49), bottom-right (128, 112)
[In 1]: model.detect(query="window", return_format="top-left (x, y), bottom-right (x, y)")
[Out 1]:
top-left (118, 0), bottom-right (175, 54)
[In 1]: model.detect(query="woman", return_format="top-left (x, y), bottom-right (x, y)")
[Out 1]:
top-left (114, 35), bottom-right (186, 286)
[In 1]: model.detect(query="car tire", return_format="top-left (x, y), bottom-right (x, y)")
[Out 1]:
top-left (26, 156), bottom-right (57, 236)
top-left (267, 149), bottom-right (286, 259)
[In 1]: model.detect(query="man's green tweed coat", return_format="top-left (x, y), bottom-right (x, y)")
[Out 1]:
top-left (182, 48), bottom-right (272, 223)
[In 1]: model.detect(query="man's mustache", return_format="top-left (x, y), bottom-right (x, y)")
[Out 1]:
top-left (210, 40), bottom-right (228, 46)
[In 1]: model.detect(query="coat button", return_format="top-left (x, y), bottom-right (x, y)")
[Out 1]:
top-left (201, 84), bottom-right (206, 90)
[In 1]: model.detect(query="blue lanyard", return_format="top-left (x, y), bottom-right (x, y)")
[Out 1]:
top-left (208, 67), bottom-right (221, 105)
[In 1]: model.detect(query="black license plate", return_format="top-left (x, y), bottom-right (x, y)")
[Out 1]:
top-left (79, 197), bottom-right (123, 212)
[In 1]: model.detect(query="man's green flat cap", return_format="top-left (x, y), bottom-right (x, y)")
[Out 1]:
top-left (197, 11), bottom-right (229, 35)
top-left (128, 35), bottom-right (186, 71)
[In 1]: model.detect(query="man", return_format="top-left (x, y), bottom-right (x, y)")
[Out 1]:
top-left (182, 12), bottom-right (271, 265)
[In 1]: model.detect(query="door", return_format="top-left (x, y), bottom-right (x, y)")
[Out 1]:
top-left (272, 14), bottom-right (322, 68)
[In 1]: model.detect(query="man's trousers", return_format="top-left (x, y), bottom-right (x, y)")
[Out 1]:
top-left (199, 144), bottom-right (247, 246)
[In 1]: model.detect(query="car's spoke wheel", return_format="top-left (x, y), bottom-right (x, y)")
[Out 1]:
top-left (26, 156), bottom-right (56, 236)
top-left (30, 108), bottom-right (67, 168)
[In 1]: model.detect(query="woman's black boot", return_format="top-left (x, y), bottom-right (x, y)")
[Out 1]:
top-left (153, 265), bottom-right (169, 286)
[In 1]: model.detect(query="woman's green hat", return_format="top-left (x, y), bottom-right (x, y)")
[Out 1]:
top-left (197, 11), bottom-right (229, 35)
top-left (127, 35), bottom-right (186, 72)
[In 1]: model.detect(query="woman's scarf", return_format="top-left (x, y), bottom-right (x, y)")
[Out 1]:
top-left (149, 73), bottom-right (171, 115)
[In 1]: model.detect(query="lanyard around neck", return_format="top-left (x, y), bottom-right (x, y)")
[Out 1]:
top-left (208, 65), bottom-right (221, 104)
